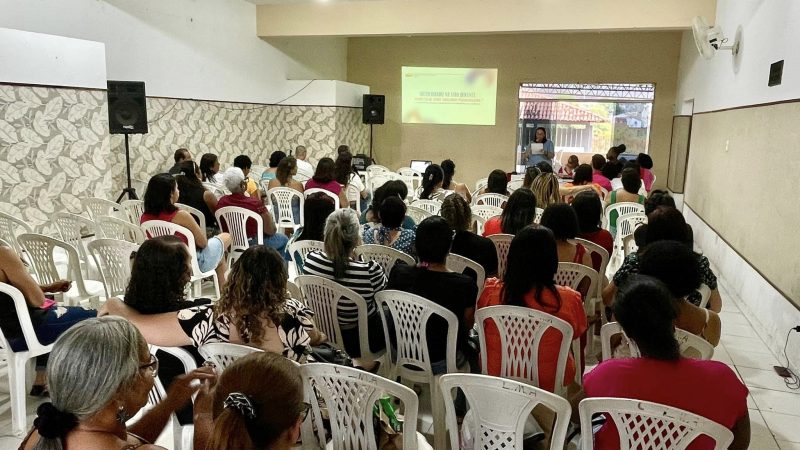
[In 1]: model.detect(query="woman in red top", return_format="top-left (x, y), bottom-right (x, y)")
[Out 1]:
top-left (571, 190), bottom-right (613, 272)
top-left (482, 188), bottom-right (537, 237)
top-left (304, 157), bottom-right (348, 207)
top-left (573, 275), bottom-right (749, 450)
top-left (477, 226), bottom-right (587, 393)
top-left (140, 174), bottom-right (231, 286)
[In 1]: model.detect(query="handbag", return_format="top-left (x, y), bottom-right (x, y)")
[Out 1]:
top-left (309, 343), bottom-right (354, 367)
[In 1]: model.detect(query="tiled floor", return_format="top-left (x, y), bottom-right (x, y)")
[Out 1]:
top-left (0, 280), bottom-right (798, 449)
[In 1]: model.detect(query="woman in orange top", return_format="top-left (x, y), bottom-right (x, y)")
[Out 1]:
top-left (477, 226), bottom-right (587, 393)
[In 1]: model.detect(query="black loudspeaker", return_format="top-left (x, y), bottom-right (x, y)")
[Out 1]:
top-left (362, 94), bottom-right (385, 125)
top-left (107, 81), bottom-right (148, 134)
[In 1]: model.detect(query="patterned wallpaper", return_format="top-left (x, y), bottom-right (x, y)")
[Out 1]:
top-left (0, 84), bottom-right (368, 233)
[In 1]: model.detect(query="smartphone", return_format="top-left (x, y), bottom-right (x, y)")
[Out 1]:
top-left (774, 366), bottom-right (792, 378)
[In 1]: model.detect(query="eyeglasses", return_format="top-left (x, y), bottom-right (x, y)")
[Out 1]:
top-left (139, 354), bottom-right (159, 378)
top-left (299, 402), bottom-right (311, 422)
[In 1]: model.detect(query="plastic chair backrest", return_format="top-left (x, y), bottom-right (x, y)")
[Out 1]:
top-left (197, 342), bottom-right (263, 372)
top-left (96, 215), bottom-right (146, 244)
top-left (474, 177), bottom-right (489, 193)
top-left (578, 398), bottom-right (734, 450)
top-left (376, 290), bottom-right (459, 374)
top-left (293, 275), bottom-right (375, 359)
top-left (471, 205), bottom-right (503, 222)
top-left (52, 212), bottom-right (95, 263)
top-left (406, 205), bottom-right (432, 225)
top-left (410, 199), bottom-right (441, 215)
top-left (344, 183), bottom-right (362, 214)
top-left (301, 363), bottom-right (420, 450)
top-left (0, 212), bottom-right (33, 256)
top-left (366, 164), bottom-right (391, 176)
top-left (555, 262), bottom-right (600, 308)
top-left (215, 206), bottom-right (263, 259)
top-left (573, 238), bottom-right (610, 288)
top-left (286, 280), bottom-right (303, 304)
top-left (534, 207), bottom-right (545, 224)
top-left (398, 171), bottom-right (423, 199)
top-left (287, 240), bottom-right (325, 275)
top-left (140, 220), bottom-right (206, 278)
top-left (87, 238), bottom-right (139, 298)
top-left (603, 202), bottom-right (645, 230)
top-left (17, 233), bottom-right (91, 296)
top-left (0, 283), bottom-right (49, 355)
top-left (472, 214), bottom-right (487, 235)
top-left (600, 322), bottom-right (715, 360)
top-left (475, 305), bottom-right (573, 395)
top-left (304, 188), bottom-right (340, 209)
top-left (439, 373), bottom-right (571, 450)
top-left (696, 283), bottom-right (712, 309)
top-left (266, 187), bottom-right (305, 228)
top-left (446, 253), bottom-right (485, 298)
top-left (487, 234), bottom-right (513, 279)
top-left (368, 173), bottom-right (396, 194)
top-left (473, 193), bottom-right (508, 208)
top-left (81, 197), bottom-right (120, 221)
top-left (397, 167), bottom-right (421, 177)
top-left (120, 199), bottom-right (145, 224)
top-left (616, 212), bottom-right (647, 241)
top-left (354, 244), bottom-right (415, 276)
top-left (507, 179), bottom-right (524, 193)
top-left (175, 203), bottom-right (206, 231)
top-left (622, 234), bottom-right (638, 257)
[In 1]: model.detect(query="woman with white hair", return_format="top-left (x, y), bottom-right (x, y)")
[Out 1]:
top-left (302, 208), bottom-right (387, 369)
top-left (20, 316), bottom-right (213, 450)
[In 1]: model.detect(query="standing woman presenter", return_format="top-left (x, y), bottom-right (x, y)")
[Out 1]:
top-left (521, 127), bottom-right (555, 168)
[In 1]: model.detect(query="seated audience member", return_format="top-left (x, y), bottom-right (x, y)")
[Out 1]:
top-left (602, 206), bottom-right (722, 313)
top-left (521, 126), bottom-right (555, 167)
top-left (233, 155), bottom-right (261, 198)
top-left (601, 144), bottom-right (625, 180)
top-left (199, 153), bottom-right (221, 184)
top-left (266, 156), bottom-right (304, 225)
top-left (571, 191), bottom-right (613, 271)
top-left (536, 161), bottom-right (555, 174)
top-left (440, 159), bottom-right (472, 202)
top-left (386, 216), bottom-right (477, 372)
top-left (305, 157), bottom-right (348, 207)
top-left (564, 164), bottom-right (604, 202)
top-left (217, 167), bottom-right (288, 252)
top-left (141, 174), bottom-right (231, 285)
top-left (604, 167), bottom-right (646, 235)
top-left (482, 188), bottom-right (538, 237)
top-left (522, 166), bottom-right (542, 190)
top-left (531, 172), bottom-right (593, 209)
top-left (477, 227), bottom-right (587, 393)
top-left (335, 151), bottom-right (368, 209)
top-left (574, 275), bottom-right (749, 450)
top-left (558, 154), bottom-right (579, 179)
top-left (362, 196), bottom-right (416, 257)
top-left (477, 169), bottom-right (509, 196)
top-left (303, 209), bottom-right (387, 369)
top-left (638, 241), bottom-right (722, 346)
top-left (286, 192), bottom-right (336, 273)
top-left (337, 144), bottom-right (350, 154)
top-left (417, 164), bottom-right (453, 201)
top-left (20, 317), bottom-right (213, 450)
top-left (633, 189), bottom-right (678, 246)
top-left (102, 246), bottom-right (323, 360)
top-left (590, 154), bottom-right (613, 192)
top-left (176, 160), bottom-right (219, 230)
top-left (195, 352), bottom-right (307, 450)
top-left (440, 194), bottom-right (499, 278)
top-left (0, 245), bottom-right (95, 396)
top-left (261, 150), bottom-right (286, 181)
top-left (362, 180), bottom-right (415, 229)
top-left (637, 152), bottom-right (655, 192)
top-left (168, 147), bottom-right (192, 175)
top-left (539, 204), bottom-right (593, 269)
top-left (294, 145), bottom-right (314, 176)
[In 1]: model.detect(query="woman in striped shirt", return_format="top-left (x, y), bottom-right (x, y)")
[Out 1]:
top-left (303, 208), bottom-right (387, 370)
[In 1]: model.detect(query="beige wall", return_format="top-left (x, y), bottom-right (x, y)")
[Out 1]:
top-left (347, 32), bottom-right (682, 186)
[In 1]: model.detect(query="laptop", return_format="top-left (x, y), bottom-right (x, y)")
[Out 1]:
top-left (410, 160), bottom-right (432, 172)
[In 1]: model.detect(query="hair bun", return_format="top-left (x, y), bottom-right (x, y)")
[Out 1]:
top-left (34, 402), bottom-right (78, 439)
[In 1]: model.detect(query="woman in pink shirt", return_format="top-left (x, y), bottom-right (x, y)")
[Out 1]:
top-left (572, 275), bottom-right (749, 450)
top-left (637, 153), bottom-right (655, 192)
top-left (304, 157), bottom-right (347, 207)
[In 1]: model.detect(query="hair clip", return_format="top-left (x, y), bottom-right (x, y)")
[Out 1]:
top-left (224, 392), bottom-right (256, 420)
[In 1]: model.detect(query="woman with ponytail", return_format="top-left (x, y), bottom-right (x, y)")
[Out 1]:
top-left (20, 317), bottom-right (213, 450)
top-left (440, 159), bottom-right (471, 202)
top-left (198, 352), bottom-right (308, 450)
top-left (573, 275), bottom-right (750, 450)
top-left (416, 164), bottom-right (452, 201)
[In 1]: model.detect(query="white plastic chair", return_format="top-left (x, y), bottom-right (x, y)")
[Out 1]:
top-left (602, 202), bottom-right (645, 231)
top-left (52, 211), bottom-right (98, 278)
top-left (286, 280), bottom-right (303, 304)
top-left (472, 213), bottom-right (487, 236)
top-left (301, 363), bottom-right (425, 450)
top-left (600, 322), bottom-right (715, 361)
top-left (96, 215), bottom-right (146, 244)
top-left (375, 290), bottom-right (461, 450)
top-left (345, 183), bottom-right (363, 214)
top-left (446, 253), bottom-right (485, 299)
top-left (140, 220), bottom-right (220, 300)
top-left (17, 233), bottom-right (104, 307)
top-left (81, 197), bottom-right (121, 221)
top-left (120, 199), bottom-right (145, 224)
top-left (409, 199), bottom-right (441, 215)
top-left (294, 275), bottom-right (382, 361)
top-left (87, 238), bottom-right (139, 298)
top-left (578, 398), bottom-right (734, 450)
top-left (475, 305), bottom-right (574, 396)
top-left (697, 283), bottom-right (712, 309)
top-left (471, 205), bottom-right (503, 222)
top-left (197, 342), bottom-right (263, 372)
top-left (474, 177), bottom-right (489, 193)
top-left (439, 373), bottom-right (571, 450)
top-left (555, 262), bottom-right (600, 314)
top-left (354, 244), bottom-right (415, 276)
top-left (0, 211), bottom-right (33, 257)
top-left (175, 203), bottom-right (207, 231)
top-left (147, 345), bottom-right (197, 450)
top-left (215, 206), bottom-right (263, 265)
top-left (534, 207), bottom-right (545, 224)
top-left (0, 282), bottom-right (54, 435)
top-left (507, 179), bottom-right (524, 193)
top-left (287, 239), bottom-right (325, 275)
top-left (304, 188), bottom-right (340, 209)
top-left (266, 187), bottom-right (305, 233)
top-left (488, 234), bottom-right (513, 279)
top-left (622, 233), bottom-right (638, 257)
top-left (397, 168), bottom-right (423, 199)
top-left (368, 172), bottom-right (396, 195)
top-left (406, 205), bottom-right (432, 225)
top-left (473, 193), bottom-right (508, 208)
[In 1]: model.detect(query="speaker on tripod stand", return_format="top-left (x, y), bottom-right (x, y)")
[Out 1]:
top-left (107, 80), bottom-right (148, 202)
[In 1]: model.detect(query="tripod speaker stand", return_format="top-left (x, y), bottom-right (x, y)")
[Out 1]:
top-left (107, 80), bottom-right (149, 202)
